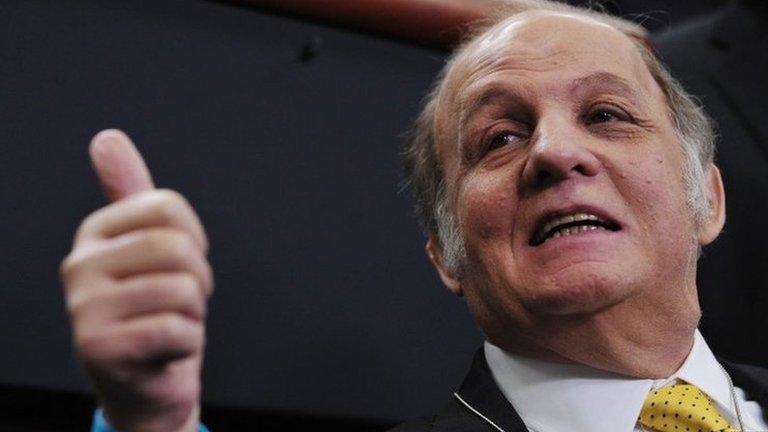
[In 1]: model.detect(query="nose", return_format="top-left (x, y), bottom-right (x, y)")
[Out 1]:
top-left (520, 117), bottom-right (601, 190)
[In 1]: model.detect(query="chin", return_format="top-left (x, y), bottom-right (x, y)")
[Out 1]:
top-left (521, 264), bottom-right (638, 316)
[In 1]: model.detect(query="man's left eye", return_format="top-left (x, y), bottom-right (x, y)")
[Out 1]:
top-left (590, 111), bottom-right (618, 123)
top-left (586, 106), bottom-right (626, 124)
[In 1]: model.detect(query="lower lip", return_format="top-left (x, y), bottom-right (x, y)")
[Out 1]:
top-left (528, 228), bottom-right (624, 258)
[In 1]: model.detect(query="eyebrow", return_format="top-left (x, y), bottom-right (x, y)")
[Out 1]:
top-left (458, 71), bottom-right (644, 131)
top-left (570, 72), bottom-right (642, 104)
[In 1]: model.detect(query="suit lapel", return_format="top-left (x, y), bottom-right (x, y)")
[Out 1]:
top-left (453, 349), bottom-right (529, 432)
top-left (707, 1), bottom-right (768, 158)
top-left (720, 358), bottom-right (768, 417)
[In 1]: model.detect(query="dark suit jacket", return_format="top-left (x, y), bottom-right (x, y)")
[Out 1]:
top-left (654, 1), bottom-right (768, 365)
top-left (389, 349), bottom-right (768, 431)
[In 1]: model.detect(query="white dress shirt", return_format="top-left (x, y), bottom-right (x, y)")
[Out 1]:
top-left (484, 329), bottom-right (768, 432)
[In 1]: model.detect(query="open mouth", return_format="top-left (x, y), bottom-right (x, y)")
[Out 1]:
top-left (529, 212), bottom-right (621, 246)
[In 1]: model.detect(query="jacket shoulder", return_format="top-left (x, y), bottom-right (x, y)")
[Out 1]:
top-left (387, 418), bottom-right (433, 432)
top-left (387, 398), bottom-right (497, 432)
top-left (719, 358), bottom-right (768, 410)
top-left (723, 359), bottom-right (768, 388)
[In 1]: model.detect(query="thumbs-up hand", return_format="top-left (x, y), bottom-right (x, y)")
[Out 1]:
top-left (60, 130), bottom-right (213, 432)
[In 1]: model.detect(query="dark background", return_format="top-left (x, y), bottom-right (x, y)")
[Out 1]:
top-left (0, 0), bottom-right (733, 430)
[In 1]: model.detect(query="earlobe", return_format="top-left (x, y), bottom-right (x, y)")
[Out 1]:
top-left (698, 163), bottom-right (726, 246)
top-left (426, 236), bottom-right (463, 296)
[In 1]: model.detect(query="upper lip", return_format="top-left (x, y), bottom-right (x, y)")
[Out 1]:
top-left (528, 204), bottom-right (622, 246)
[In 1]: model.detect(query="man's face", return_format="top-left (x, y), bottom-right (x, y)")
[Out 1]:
top-left (431, 13), bottom-right (717, 342)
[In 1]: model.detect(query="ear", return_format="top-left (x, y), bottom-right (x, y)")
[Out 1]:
top-left (426, 235), bottom-right (463, 296)
top-left (697, 163), bottom-right (726, 246)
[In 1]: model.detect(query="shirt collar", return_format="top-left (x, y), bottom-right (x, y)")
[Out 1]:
top-left (660, 329), bottom-right (736, 421)
top-left (484, 329), bottom-right (731, 432)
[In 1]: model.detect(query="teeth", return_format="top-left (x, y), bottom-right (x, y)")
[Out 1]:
top-left (548, 224), bottom-right (606, 239)
top-left (540, 213), bottom-right (601, 236)
top-left (535, 212), bottom-right (609, 245)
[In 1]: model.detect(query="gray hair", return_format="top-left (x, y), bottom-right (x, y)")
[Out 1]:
top-left (402, 0), bottom-right (716, 274)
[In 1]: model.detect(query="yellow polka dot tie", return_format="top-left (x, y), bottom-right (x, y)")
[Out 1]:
top-left (638, 384), bottom-right (737, 432)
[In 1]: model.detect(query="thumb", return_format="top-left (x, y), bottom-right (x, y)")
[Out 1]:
top-left (89, 129), bottom-right (155, 202)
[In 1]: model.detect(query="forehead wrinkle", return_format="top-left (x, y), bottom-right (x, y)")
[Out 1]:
top-left (445, 11), bottom-right (647, 114)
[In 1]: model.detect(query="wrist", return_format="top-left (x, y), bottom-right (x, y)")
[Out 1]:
top-left (93, 406), bottom-right (208, 432)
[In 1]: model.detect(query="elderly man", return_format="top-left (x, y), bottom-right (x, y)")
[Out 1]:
top-left (60, 1), bottom-right (768, 432)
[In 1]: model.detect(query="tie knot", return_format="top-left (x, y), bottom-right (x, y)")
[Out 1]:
top-left (638, 384), bottom-right (736, 432)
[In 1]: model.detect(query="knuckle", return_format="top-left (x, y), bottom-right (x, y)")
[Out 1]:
top-left (65, 290), bottom-right (89, 317)
top-left (158, 274), bottom-right (205, 320)
top-left (75, 330), bottom-right (109, 362)
top-left (59, 254), bottom-right (77, 281)
top-left (140, 315), bottom-right (186, 352)
top-left (148, 315), bottom-right (201, 357)
top-left (157, 314), bottom-right (186, 340)
top-left (157, 188), bottom-right (186, 203)
top-left (76, 212), bottom-right (100, 239)
top-left (182, 278), bottom-right (207, 318)
top-left (154, 189), bottom-right (189, 220)
top-left (154, 273), bottom-right (201, 308)
top-left (125, 327), bottom-right (160, 360)
top-left (160, 313), bottom-right (190, 341)
top-left (172, 273), bottom-right (200, 297)
top-left (144, 230), bottom-right (195, 260)
top-left (59, 251), bottom-right (90, 282)
top-left (202, 263), bottom-right (215, 297)
top-left (66, 286), bottom-right (110, 320)
top-left (167, 232), bottom-right (197, 261)
top-left (142, 232), bottom-right (167, 255)
top-left (76, 204), bottom-right (114, 241)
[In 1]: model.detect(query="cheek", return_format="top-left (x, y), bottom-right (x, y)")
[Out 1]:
top-left (457, 170), bottom-right (519, 242)
top-left (619, 155), bottom-right (693, 245)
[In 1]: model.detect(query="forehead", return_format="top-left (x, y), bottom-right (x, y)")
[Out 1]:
top-left (440, 12), bottom-right (658, 122)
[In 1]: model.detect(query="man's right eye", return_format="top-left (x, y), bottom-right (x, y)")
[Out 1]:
top-left (487, 131), bottom-right (519, 151)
